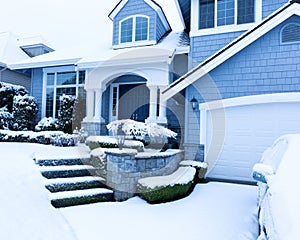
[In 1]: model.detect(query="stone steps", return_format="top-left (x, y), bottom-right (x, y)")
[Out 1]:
top-left (36, 157), bottom-right (115, 207)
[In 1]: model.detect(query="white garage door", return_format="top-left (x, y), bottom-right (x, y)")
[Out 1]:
top-left (200, 93), bottom-right (300, 183)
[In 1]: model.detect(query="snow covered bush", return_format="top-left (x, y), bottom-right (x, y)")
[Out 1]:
top-left (57, 94), bottom-right (76, 134)
top-left (137, 167), bottom-right (196, 203)
top-left (0, 130), bottom-right (76, 147)
top-left (86, 136), bottom-right (144, 152)
top-left (90, 148), bottom-right (108, 178)
top-left (107, 119), bottom-right (177, 150)
top-left (0, 107), bottom-right (13, 130)
top-left (12, 96), bottom-right (38, 131)
top-left (0, 82), bottom-right (27, 112)
top-left (35, 117), bottom-right (59, 131)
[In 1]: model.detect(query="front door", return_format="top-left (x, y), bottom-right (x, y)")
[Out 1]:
top-left (111, 84), bottom-right (149, 122)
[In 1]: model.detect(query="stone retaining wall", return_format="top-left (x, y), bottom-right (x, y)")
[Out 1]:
top-left (105, 149), bottom-right (183, 201)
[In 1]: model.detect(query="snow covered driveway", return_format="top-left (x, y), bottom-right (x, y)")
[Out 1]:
top-left (62, 182), bottom-right (259, 240)
top-left (0, 143), bottom-right (259, 240)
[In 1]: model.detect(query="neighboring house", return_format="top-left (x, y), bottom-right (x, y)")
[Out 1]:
top-left (10, 0), bottom-right (300, 183)
top-left (0, 32), bottom-right (53, 92)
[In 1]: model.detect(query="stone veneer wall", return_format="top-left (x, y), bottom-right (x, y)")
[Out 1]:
top-left (105, 149), bottom-right (183, 201)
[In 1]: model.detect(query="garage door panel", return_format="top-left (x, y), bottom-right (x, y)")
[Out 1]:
top-left (205, 98), bottom-right (300, 182)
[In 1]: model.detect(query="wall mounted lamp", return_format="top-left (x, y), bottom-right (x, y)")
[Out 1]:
top-left (190, 96), bottom-right (198, 111)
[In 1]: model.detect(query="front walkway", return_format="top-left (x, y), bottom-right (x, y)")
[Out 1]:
top-left (61, 182), bottom-right (259, 240)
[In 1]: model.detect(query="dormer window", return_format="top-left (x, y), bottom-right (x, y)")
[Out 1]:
top-left (120, 15), bottom-right (149, 44)
top-left (199, 0), bottom-right (255, 29)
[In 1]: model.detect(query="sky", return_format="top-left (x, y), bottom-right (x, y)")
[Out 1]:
top-left (0, 0), bottom-right (119, 50)
top-left (0, 0), bottom-right (183, 51)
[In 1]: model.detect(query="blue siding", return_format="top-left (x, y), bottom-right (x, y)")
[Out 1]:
top-left (156, 13), bottom-right (168, 42)
top-left (113, 0), bottom-right (156, 45)
top-left (102, 87), bottom-right (110, 124)
top-left (31, 68), bottom-right (43, 121)
top-left (263, 0), bottom-right (287, 19)
top-left (186, 16), bottom-right (300, 144)
top-left (177, 0), bottom-right (191, 30)
top-left (190, 31), bottom-right (245, 65)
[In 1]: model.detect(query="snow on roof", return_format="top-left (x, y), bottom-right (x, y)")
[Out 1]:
top-left (0, 32), bottom-right (30, 66)
top-left (9, 0), bottom-right (185, 70)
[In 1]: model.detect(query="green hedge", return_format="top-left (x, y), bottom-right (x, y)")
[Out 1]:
top-left (137, 181), bottom-right (194, 204)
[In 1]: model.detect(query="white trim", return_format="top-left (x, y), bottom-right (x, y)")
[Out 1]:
top-left (109, 0), bottom-right (129, 20)
top-left (173, 0), bottom-right (186, 29)
top-left (162, 2), bottom-right (300, 101)
top-left (190, 0), bottom-right (262, 37)
top-left (199, 92), bottom-right (300, 111)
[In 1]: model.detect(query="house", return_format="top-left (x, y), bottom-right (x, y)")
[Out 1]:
top-left (0, 32), bottom-right (54, 92)
top-left (10, 0), bottom-right (300, 183)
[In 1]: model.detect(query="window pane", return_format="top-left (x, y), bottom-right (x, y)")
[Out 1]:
top-left (46, 88), bottom-right (54, 118)
top-left (121, 18), bottom-right (133, 43)
top-left (47, 73), bottom-right (55, 85)
top-left (57, 72), bottom-right (76, 85)
top-left (79, 71), bottom-right (85, 84)
top-left (237, 0), bottom-right (254, 24)
top-left (55, 87), bottom-right (76, 117)
top-left (135, 17), bottom-right (148, 41)
top-left (199, 0), bottom-right (215, 29)
top-left (217, 0), bottom-right (234, 26)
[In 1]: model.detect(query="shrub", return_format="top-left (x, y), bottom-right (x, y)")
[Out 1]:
top-left (35, 117), bottom-right (59, 131)
top-left (57, 94), bottom-right (76, 134)
top-left (86, 136), bottom-right (144, 152)
top-left (137, 167), bottom-right (196, 204)
top-left (0, 130), bottom-right (76, 147)
top-left (90, 148), bottom-right (108, 178)
top-left (12, 96), bottom-right (38, 131)
top-left (0, 107), bottom-right (13, 130)
top-left (0, 82), bottom-right (28, 112)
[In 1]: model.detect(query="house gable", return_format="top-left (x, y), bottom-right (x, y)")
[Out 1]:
top-left (162, 1), bottom-right (300, 101)
top-left (110, 0), bottom-right (171, 49)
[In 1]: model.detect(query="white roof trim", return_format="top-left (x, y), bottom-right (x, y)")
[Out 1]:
top-left (162, 2), bottom-right (300, 101)
top-left (109, 0), bottom-right (170, 30)
top-left (173, 0), bottom-right (186, 29)
top-left (9, 58), bottom-right (81, 70)
top-left (199, 92), bottom-right (300, 111)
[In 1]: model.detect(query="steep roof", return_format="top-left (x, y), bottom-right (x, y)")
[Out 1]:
top-left (162, 1), bottom-right (300, 101)
top-left (0, 32), bottom-right (30, 66)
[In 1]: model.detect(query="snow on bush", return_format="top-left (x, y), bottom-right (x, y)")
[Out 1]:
top-left (86, 136), bottom-right (144, 152)
top-left (90, 148), bottom-right (108, 178)
top-left (0, 82), bottom-right (28, 112)
top-left (0, 130), bottom-right (76, 147)
top-left (57, 94), bottom-right (76, 134)
top-left (0, 107), bottom-right (13, 130)
top-left (35, 117), bottom-right (59, 131)
top-left (12, 95), bottom-right (38, 131)
top-left (137, 167), bottom-right (196, 203)
top-left (107, 119), bottom-right (177, 139)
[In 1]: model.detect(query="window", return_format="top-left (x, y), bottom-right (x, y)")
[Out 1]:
top-left (45, 70), bottom-right (85, 118)
top-left (199, 0), bottom-right (255, 29)
top-left (120, 15), bottom-right (149, 44)
top-left (281, 23), bottom-right (300, 44)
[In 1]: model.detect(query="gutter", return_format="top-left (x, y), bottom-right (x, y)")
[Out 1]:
top-left (0, 64), bottom-right (8, 82)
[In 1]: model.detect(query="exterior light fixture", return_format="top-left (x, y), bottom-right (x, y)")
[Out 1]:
top-left (190, 96), bottom-right (198, 111)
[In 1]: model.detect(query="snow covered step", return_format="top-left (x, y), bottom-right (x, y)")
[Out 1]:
top-left (50, 188), bottom-right (114, 208)
top-left (36, 158), bottom-right (91, 166)
top-left (40, 165), bottom-right (97, 179)
top-left (45, 176), bottom-right (107, 192)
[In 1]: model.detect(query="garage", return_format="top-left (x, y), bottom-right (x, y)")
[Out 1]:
top-left (199, 93), bottom-right (300, 183)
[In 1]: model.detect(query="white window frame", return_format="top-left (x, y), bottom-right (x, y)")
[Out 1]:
top-left (116, 15), bottom-right (155, 49)
top-left (280, 22), bottom-right (300, 45)
top-left (191, 0), bottom-right (262, 37)
top-left (42, 66), bottom-right (86, 118)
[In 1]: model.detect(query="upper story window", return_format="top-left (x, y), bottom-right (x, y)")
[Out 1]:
top-left (120, 15), bottom-right (149, 44)
top-left (199, 0), bottom-right (255, 29)
top-left (281, 23), bottom-right (300, 44)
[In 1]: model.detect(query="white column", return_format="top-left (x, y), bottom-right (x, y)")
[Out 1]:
top-left (146, 85), bottom-right (158, 123)
top-left (94, 88), bottom-right (105, 123)
top-left (157, 86), bottom-right (167, 124)
top-left (83, 89), bottom-right (94, 122)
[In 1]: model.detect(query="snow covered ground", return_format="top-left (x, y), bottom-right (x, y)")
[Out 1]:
top-left (0, 143), bottom-right (259, 240)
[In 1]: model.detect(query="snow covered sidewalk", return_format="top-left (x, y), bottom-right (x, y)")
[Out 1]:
top-left (61, 182), bottom-right (259, 240)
